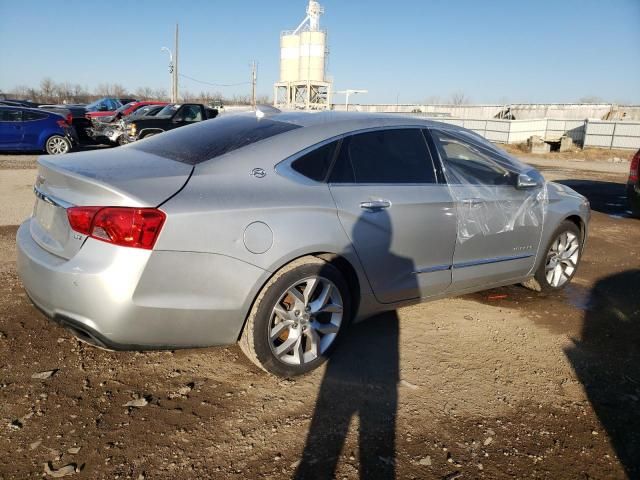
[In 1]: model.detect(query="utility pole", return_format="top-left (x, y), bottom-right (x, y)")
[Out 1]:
top-left (251, 61), bottom-right (257, 108)
top-left (173, 23), bottom-right (179, 103)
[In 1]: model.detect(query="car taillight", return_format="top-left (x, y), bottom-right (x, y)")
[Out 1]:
top-left (630, 151), bottom-right (640, 183)
top-left (66, 206), bottom-right (166, 250)
top-left (56, 119), bottom-right (68, 128)
top-left (66, 113), bottom-right (73, 125)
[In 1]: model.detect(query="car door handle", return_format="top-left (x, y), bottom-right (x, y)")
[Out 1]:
top-left (360, 200), bottom-right (392, 210)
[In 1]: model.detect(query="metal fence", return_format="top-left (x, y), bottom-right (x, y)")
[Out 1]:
top-left (411, 115), bottom-right (639, 149)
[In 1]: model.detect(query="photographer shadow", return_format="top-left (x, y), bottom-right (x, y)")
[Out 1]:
top-left (296, 209), bottom-right (416, 479)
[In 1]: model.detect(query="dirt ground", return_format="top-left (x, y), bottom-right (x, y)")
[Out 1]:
top-left (0, 151), bottom-right (638, 479)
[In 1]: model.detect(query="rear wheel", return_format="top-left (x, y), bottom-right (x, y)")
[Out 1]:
top-left (45, 135), bottom-right (71, 155)
top-left (524, 220), bottom-right (582, 292)
top-left (240, 256), bottom-right (351, 377)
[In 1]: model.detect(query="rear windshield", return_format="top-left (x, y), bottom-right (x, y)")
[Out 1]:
top-left (129, 114), bottom-right (301, 165)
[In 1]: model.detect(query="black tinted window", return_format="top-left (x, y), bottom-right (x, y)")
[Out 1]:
top-left (130, 114), bottom-right (300, 164)
top-left (431, 129), bottom-right (513, 185)
top-left (329, 129), bottom-right (436, 184)
top-left (0, 109), bottom-right (22, 122)
top-left (291, 141), bottom-right (339, 182)
top-left (23, 110), bottom-right (48, 121)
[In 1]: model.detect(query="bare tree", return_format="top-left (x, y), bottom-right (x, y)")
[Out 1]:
top-left (72, 84), bottom-right (90, 103)
top-left (5, 78), bottom-right (261, 106)
top-left (256, 94), bottom-right (271, 105)
top-left (449, 91), bottom-right (469, 105)
top-left (422, 95), bottom-right (442, 104)
top-left (10, 85), bottom-right (30, 99)
top-left (111, 84), bottom-right (128, 98)
top-left (134, 86), bottom-right (154, 100)
top-left (578, 95), bottom-right (604, 104)
top-left (40, 78), bottom-right (55, 103)
top-left (152, 88), bottom-right (168, 101)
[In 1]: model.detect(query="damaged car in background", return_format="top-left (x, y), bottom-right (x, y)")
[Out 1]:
top-left (124, 103), bottom-right (219, 142)
top-left (88, 103), bottom-right (167, 145)
top-left (16, 111), bottom-right (590, 377)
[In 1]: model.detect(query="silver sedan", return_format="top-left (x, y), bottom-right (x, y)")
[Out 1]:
top-left (16, 111), bottom-right (590, 377)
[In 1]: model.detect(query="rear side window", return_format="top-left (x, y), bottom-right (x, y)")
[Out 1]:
top-left (291, 141), bottom-right (339, 182)
top-left (329, 129), bottom-right (437, 184)
top-left (23, 110), bottom-right (48, 121)
top-left (130, 114), bottom-right (301, 165)
top-left (431, 129), bottom-right (513, 185)
top-left (0, 109), bottom-right (22, 122)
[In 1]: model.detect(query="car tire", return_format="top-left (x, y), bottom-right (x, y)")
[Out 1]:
top-left (239, 256), bottom-right (351, 377)
top-left (523, 220), bottom-right (582, 292)
top-left (45, 135), bottom-right (71, 155)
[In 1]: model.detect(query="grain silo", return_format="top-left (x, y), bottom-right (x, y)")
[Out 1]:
top-left (279, 33), bottom-right (300, 82)
top-left (274, 0), bottom-right (332, 110)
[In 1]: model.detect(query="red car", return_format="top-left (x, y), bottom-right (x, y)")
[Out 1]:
top-left (88, 101), bottom-right (168, 123)
top-left (628, 149), bottom-right (640, 217)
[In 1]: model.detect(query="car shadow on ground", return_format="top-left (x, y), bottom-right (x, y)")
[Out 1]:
top-left (556, 179), bottom-right (632, 216)
top-left (565, 269), bottom-right (640, 478)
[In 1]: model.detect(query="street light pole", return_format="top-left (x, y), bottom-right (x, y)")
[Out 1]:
top-left (174, 23), bottom-right (179, 103)
top-left (336, 89), bottom-right (368, 112)
top-left (160, 47), bottom-right (174, 102)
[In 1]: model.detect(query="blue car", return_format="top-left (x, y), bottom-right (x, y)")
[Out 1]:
top-left (0, 106), bottom-right (76, 155)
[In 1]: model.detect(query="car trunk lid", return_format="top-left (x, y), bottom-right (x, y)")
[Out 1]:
top-left (30, 146), bottom-right (192, 259)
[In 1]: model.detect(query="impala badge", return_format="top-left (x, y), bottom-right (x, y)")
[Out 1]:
top-left (250, 168), bottom-right (266, 179)
top-left (35, 174), bottom-right (45, 188)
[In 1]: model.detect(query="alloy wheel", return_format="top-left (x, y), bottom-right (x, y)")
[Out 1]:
top-left (47, 137), bottom-right (69, 155)
top-left (545, 231), bottom-right (580, 288)
top-left (268, 276), bottom-right (343, 366)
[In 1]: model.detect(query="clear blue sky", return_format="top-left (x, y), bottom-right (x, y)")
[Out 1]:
top-left (1, 0), bottom-right (639, 104)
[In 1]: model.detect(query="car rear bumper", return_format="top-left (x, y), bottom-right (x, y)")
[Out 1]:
top-left (16, 219), bottom-right (268, 349)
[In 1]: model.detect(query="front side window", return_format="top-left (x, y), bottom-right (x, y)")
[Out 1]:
top-left (291, 141), bottom-right (339, 182)
top-left (431, 129), bottom-right (513, 186)
top-left (329, 128), bottom-right (437, 184)
top-left (0, 109), bottom-right (22, 122)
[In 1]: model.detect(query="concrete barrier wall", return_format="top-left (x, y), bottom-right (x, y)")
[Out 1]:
top-left (584, 121), bottom-right (640, 149)
top-left (331, 103), bottom-right (640, 121)
top-left (417, 116), bottom-right (638, 149)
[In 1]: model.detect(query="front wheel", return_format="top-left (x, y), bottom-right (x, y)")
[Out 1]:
top-left (45, 135), bottom-right (71, 155)
top-left (240, 256), bottom-right (351, 377)
top-left (524, 220), bottom-right (582, 292)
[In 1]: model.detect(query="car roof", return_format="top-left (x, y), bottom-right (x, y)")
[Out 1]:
top-left (271, 110), bottom-right (463, 132)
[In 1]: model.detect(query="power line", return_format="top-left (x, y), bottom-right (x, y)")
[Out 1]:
top-left (178, 73), bottom-right (251, 88)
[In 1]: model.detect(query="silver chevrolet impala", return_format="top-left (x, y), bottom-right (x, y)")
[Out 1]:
top-left (17, 111), bottom-right (590, 377)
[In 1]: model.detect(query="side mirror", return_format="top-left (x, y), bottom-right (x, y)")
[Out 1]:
top-left (516, 173), bottom-right (540, 189)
